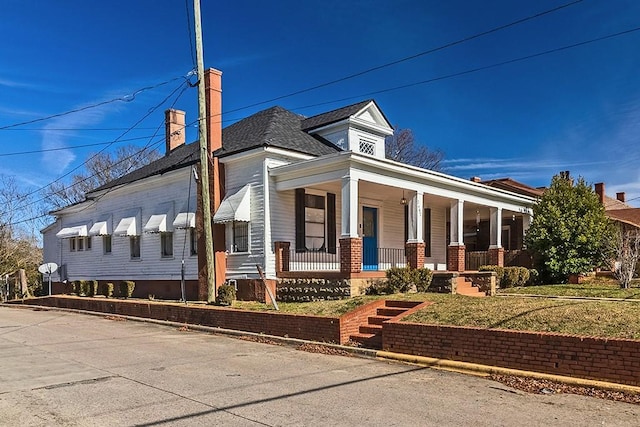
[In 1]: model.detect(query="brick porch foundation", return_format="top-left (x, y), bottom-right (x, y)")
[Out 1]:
top-left (339, 237), bottom-right (362, 274)
top-left (488, 247), bottom-right (504, 267)
top-left (447, 245), bottom-right (465, 272)
top-left (405, 242), bottom-right (425, 269)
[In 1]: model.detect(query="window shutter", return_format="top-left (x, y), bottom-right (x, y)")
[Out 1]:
top-left (327, 193), bottom-right (336, 254)
top-left (295, 188), bottom-right (306, 252)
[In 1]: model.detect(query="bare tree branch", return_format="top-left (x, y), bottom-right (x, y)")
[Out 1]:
top-left (611, 226), bottom-right (640, 289)
top-left (385, 127), bottom-right (444, 171)
top-left (44, 145), bottom-right (160, 210)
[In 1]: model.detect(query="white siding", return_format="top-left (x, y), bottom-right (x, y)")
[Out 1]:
top-left (222, 154), bottom-right (266, 279)
top-left (47, 168), bottom-right (198, 282)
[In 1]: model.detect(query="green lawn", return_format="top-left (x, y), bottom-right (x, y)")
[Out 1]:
top-left (498, 279), bottom-right (640, 300)
top-left (231, 281), bottom-right (640, 340)
top-left (402, 295), bottom-right (640, 339)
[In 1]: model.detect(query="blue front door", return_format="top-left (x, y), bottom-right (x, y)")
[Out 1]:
top-left (362, 207), bottom-right (378, 270)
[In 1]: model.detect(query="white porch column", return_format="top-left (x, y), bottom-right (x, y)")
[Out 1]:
top-left (522, 213), bottom-right (532, 247)
top-left (407, 191), bottom-right (424, 242)
top-left (489, 207), bottom-right (503, 248)
top-left (449, 199), bottom-right (464, 245)
top-left (341, 175), bottom-right (359, 237)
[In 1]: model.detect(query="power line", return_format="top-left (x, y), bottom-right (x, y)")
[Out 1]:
top-left (1, 127), bottom-right (161, 131)
top-left (222, 0), bottom-right (584, 115)
top-left (0, 73), bottom-right (193, 131)
top-left (1, 81), bottom-right (192, 217)
top-left (7, 8), bottom-right (635, 223)
top-left (285, 25), bottom-right (640, 113)
top-left (0, 136), bottom-right (154, 158)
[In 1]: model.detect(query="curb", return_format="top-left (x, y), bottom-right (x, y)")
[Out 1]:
top-left (375, 351), bottom-right (640, 395)
top-left (4, 303), bottom-right (640, 395)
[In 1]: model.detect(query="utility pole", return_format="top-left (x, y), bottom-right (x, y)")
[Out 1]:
top-left (194, 0), bottom-right (216, 303)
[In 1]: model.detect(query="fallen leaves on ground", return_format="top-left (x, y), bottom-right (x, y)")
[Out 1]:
top-left (490, 374), bottom-right (640, 404)
top-left (104, 316), bottom-right (126, 321)
top-left (297, 343), bottom-right (353, 356)
top-left (238, 335), bottom-right (283, 346)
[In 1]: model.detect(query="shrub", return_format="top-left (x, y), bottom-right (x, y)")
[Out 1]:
top-left (414, 268), bottom-right (433, 292)
top-left (101, 282), bottom-right (114, 298)
top-left (217, 284), bottom-right (236, 305)
top-left (386, 267), bottom-right (414, 293)
top-left (72, 280), bottom-right (83, 295)
top-left (517, 267), bottom-right (530, 287)
top-left (385, 267), bottom-right (433, 293)
top-left (119, 281), bottom-right (135, 298)
top-left (502, 268), bottom-right (520, 288)
top-left (527, 269), bottom-right (540, 286)
top-left (364, 279), bottom-right (391, 295)
top-left (86, 280), bottom-right (98, 297)
top-left (479, 266), bottom-right (531, 288)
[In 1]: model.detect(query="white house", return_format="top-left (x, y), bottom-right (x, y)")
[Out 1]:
top-left (42, 68), bottom-right (536, 300)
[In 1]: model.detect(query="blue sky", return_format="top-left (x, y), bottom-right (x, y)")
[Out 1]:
top-left (1, 0), bottom-right (639, 213)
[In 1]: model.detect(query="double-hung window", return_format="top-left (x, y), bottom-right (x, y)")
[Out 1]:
top-left (232, 222), bottom-right (249, 253)
top-left (130, 236), bottom-right (141, 259)
top-left (304, 194), bottom-right (325, 252)
top-left (295, 189), bottom-right (336, 253)
top-left (103, 235), bottom-right (112, 254)
top-left (161, 232), bottom-right (173, 258)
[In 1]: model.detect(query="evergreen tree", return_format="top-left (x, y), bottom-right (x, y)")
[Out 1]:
top-left (525, 173), bottom-right (614, 283)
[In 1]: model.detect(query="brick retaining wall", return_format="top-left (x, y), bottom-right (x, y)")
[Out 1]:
top-left (16, 296), bottom-right (340, 343)
top-left (383, 321), bottom-right (640, 387)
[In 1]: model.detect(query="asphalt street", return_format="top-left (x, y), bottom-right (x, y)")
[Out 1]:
top-left (1, 305), bottom-right (638, 426)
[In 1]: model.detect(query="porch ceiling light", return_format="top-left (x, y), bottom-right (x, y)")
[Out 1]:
top-left (400, 191), bottom-right (407, 205)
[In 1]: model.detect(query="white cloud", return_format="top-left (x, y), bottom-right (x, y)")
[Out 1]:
top-left (0, 76), bottom-right (35, 89)
top-left (39, 104), bottom-right (115, 172)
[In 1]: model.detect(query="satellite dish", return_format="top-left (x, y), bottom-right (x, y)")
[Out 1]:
top-left (38, 262), bottom-right (58, 275)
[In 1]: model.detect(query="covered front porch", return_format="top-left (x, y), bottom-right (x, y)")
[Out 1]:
top-left (269, 151), bottom-right (535, 278)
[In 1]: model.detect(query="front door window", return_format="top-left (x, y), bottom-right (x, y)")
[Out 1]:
top-left (362, 207), bottom-right (378, 270)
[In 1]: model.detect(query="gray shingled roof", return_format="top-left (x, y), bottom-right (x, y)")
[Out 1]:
top-left (216, 106), bottom-right (339, 157)
top-left (90, 105), bottom-right (341, 194)
top-left (301, 99), bottom-right (374, 131)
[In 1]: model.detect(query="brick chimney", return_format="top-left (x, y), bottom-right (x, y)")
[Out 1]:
top-left (616, 192), bottom-right (626, 203)
top-left (165, 109), bottom-right (186, 155)
top-left (204, 68), bottom-right (223, 153)
top-left (594, 182), bottom-right (605, 204)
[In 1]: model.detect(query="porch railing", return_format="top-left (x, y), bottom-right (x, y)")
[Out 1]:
top-left (289, 248), bottom-right (341, 272)
top-left (466, 251), bottom-right (489, 271)
top-left (285, 246), bottom-right (408, 272)
top-left (375, 247), bottom-right (407, 270)
top-left (465, 249), bottom-right (533, 270)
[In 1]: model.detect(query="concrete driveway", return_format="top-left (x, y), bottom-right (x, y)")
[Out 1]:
top-left (1, 305), bottom-right (638, 426)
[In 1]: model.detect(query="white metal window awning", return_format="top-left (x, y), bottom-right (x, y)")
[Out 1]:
top-left (143, 214), bottom-right (168, 234)
top-left (213, 184), bottom-right (251, 224)
top-left (56, 225), bottom-right (88, 239)
top-left (114, 216), bottom-right (138, 236)
top-left (89, 221), bottom-right (111, 236)
top-left (173, 212), bottom-right (195, 229)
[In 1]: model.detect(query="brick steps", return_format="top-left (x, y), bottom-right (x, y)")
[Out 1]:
top-left (456, 277), bottom-right (484, 297)
top-left (368, 315), bottom-right (391, 325)
top-left (349, 300), bottom-right (421, 350)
